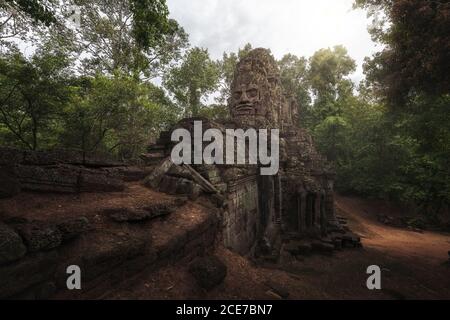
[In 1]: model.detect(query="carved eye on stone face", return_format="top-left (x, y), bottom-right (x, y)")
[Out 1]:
top-left (233, 91), bottom-right (242, 100)
top-left (268, 76), bottom-right (279, 86)
top-left (246, 88), bottom-right (258, 99)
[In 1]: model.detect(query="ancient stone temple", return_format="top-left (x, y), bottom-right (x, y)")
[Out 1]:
top-left (143, 48), bottom-right (359, 259)
top-left (0, 48), bottom-right (362, 300)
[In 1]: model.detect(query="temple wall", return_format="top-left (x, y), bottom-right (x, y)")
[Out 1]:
top-left (223, 177), bottom-right (259, 255)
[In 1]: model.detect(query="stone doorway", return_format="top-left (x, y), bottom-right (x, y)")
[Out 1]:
top-left (285, 194), bottom-right (300, 233)
top-left (306, 193), bottom-right (316, 229)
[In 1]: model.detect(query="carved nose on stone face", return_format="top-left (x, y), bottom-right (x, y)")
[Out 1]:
top-left (239, 90), bottom-right (250, 104)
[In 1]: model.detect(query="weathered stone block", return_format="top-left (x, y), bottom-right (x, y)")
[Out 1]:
top-left (119, 167), bottom-right (151, 182)
top-left (311, 240), bottom-right (334, 254)
top-left (16, 165), bottom-right (80, 193)
top-left (167, 165), bottom-right (193, 180)
top-left (158, 175), bottom-right (178, 193)
top-left (140, 152), bottom-right (166, 165)
top-left (214, 183), bottom-right (228, 193)
top-left (175, 178), bottom-right (195, 195)
top-left (189, 256), bottom-right (227, 290)
top-left (188, 183), bottom-right (202, 201)
top-left (82, 151), bottom-right (124, 167)
top-left (15, 221), bottom-right (62, 252)
top-left (0, 222), bottom-right (27, 265)
top-left (143, 157), bottom-right (173, 189)
top-left (78, 172), bottom-right (124, 192)
top-left (57, 217), bottom-right (90, 241)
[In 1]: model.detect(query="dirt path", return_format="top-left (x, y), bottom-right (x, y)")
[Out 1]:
top-left (109, 195), bottom-right (450, 300)
top-left (336, 195), bottom-right (450, 267)
top-left (329, 195), bottom-right (450, 299)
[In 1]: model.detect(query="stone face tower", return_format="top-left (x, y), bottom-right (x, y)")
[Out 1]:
top-left (227, 48), bottom-right (339, 253)
top-left (229, 48), bottom-right (282, 129)
top-left (143, 48), bottom-right (357, 259)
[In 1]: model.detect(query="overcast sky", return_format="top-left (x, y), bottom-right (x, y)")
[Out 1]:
top-left (166, 0), bottom-right (380, 83)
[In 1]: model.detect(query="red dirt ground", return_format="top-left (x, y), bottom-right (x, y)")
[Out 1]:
top-left (1, 186), bottom-right (449, 299)
top-left (106, 194), bottom-right (450, 300)
top-left (0, 182), bottom-right (174, 222)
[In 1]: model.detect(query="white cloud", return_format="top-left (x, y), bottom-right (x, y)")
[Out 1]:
top-left (167, 0), bottom-right (379, 83)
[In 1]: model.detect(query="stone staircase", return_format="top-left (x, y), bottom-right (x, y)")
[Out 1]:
top-left (140, 130), bottom-right (172, 165)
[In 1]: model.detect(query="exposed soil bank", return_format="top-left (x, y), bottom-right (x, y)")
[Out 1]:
top-left (107, 194), bottom-right (450, 300)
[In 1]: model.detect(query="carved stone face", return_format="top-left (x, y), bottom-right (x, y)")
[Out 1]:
top-left (228, 49), bottom-right (283, 128)
top-left (231, 82), bottom-right (262, 117)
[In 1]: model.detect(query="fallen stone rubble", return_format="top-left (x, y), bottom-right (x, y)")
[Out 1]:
top-left (0, 216), bottom-right (90, 299)
top-left (0, 147), bottom-right (155, 197)
top-left (104, 198), bottom-right (187, 223)
top-left (188, 255), bottom-right (227, 290)
top-left (282, 215), bottom-right (361, 259)
top-left (0, 193), bottom-right (218, 299)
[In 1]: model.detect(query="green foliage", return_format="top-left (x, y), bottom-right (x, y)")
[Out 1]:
top-left (308, 46), bottom-right (356, 100)
top-left (77, 0), bottom-right (189, 78)
top-left (61, 72), bottom-right (179, 158)
top-left (164, 47), bottom-right (220, 117)
top-left (0, 0), bottom-right (447, 216)
top-left (276, 39), bottom-right (449, 214)
top-left (129, 0), bottom-right (171, 49)
top-left (1, 0), bottom-right (61, 49)
top-left (0, 46), bottom-right (71, 150)
top-left (277, 53), bottom-right (310, 126)
top-left (0, 0), bottom-right (186, 159)
top-left (333, 94), bottom-right (450, 213)
top-left (355, 0), bottom-right (450, 104)
top-left (2, 0), bottom-right (58, 26)
top-left (277, 46), bottom-right (356, 129)
top-left (305, 46), bottom-right (356, 159)
top-left (347, 0), bottom-right (450, 213)
top-left (0, 43), bottom-right (180, 158)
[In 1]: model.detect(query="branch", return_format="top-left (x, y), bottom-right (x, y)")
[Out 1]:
top-left (0, 14), bottom-right (13, 28)
top-left (0, 83), bottom-right (19, 107)
top-left (0, 105), bottom-right (33, 150)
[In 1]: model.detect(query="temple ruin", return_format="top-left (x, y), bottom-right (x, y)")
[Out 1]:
top-left (0, 48), bottom-right (360, 299)
top-left (143, 48), bottom-right (359, 259)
